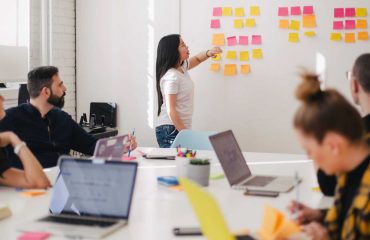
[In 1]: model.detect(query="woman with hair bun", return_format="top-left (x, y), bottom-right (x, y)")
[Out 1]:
top-left (288, 73), bottom-right (370, 240)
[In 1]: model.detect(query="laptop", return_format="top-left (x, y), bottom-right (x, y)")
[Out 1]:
top-left (18, 156), bottom-right (138, 239)
top-left (209, 130), bottom-right (297, 192)
top-left (93, 135), bottom-right (129, 160)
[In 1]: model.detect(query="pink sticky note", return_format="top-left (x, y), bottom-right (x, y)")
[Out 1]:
top-left (213, 7), bottom-right (222, 16)
top-left (333, 21), bottom-right (344, 30)
top-left (239, 36), bottom-right (248, 45)
top-left (278, 7), bottom-right (289, 16)
top-left (334, 8), bottom-right (344, 18)
top-left (303, 6), bottom-right (314, 15)
top-left (291, 6), bottom-right (301, 16)
top-left (345, 20), bottom-right (356, 30)
top-left (210, 19), bottom-right (220, 28)
top-left (17, 232), bottom-right (50, 240)
top-left (345, 8), bottom-right (356, 17)
top-left (251, 35), bottom-right (262, 45)
top-left (122, 156), bottom-right (136, 161)
top-left (227, 36), bottom-right (237, 46)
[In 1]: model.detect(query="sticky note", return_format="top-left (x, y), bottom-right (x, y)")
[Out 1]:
top-left (279, 19), bottom-right (289, 29)
top-left (288, 32), bottom-right (299, 43)
top-left (227, 36), bottom-right (237, 46)
top-left (334, 8), bottom-right (344, 18)
top-left (212, 54), bottom-right (221, 61)
top-left (356, 8), bottom-right (367, 17)
top-left (345, 20), bottom-right (356, 30)
top-left (358, 32), bottom-right (369, 41)
top-left (239, 51), bottom-right (249, 61)
top-left (17, 232), bottom-right (50, 240)
top-left (278, 7), bottom-right (289, 17)
top-left (245, 18), bottom-right (256, 28)
top-left (224, 64), bottom-right (237, 76)
top-left (304, 31), bottom-right (316, 37)
top-left (289, 20), bottom-right (300, 31)
top-left (357, 19), bottom-right (368, 29)
top-left (333, 21), bottom-right (344, 30)
top-left (240, 65), bottom-right (250, 74)
top-left (212, 34), bottom-right (225, 46)
top-left (275, 220), bottom-right (300, 239)
top-left (226, 51), bottom-right (237, 60)
top-left (210, 63), bottom-right (220, 72)
top-left (345, 33), bottom-right (355, 43)
top-left (250, 6), bottom-right (260, 16)
top-left (252, 35), bottom-right (262, 45)
top-left (213, 7), bottom-right (222, 17)
top-left (303, 6), bottom-right (314, 15)
top-left (302, 15), bottom-right (316, 28)
top-left (291, 6), bottom-right (301, 16)
top-left (234, 19), bottom-right (244, 29)
top-left (345, 8), bottom-right (356, 17)
top-left (20, 190), bottom-right (46, 197)
top-left (330, 32), bottom-right (342, 41)
top-left (239, 36), bottom-right (248, 45)
top-left (235, 8), bottom-right (244, 17)
top-left (252, 49), bottom-right (263, 59)
top-left (211, 19), bottom-right (220, 29)
top-left (223, 7), bottom-right (232, 16)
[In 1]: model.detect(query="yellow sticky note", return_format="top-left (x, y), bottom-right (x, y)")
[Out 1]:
top-left (304, 31), bottom-right (316, 37)
top-left (356, 8), bottom-right (367, 17)
top-left (179, 178), bottom-right (236, 240)
top-left (245, 18), bottom-right (256, 28)
top-left (212, 34), bottom-right (225, 46)
top-left (226, 51), bottom-right (237, 60)
top-left (357, 19), bottom-right (368, 29)
top-left (224, 64), bottom-right (237, 76)
top-left (302, 15), bottom-right (316, 28)
top-left (239, 51), bottom-right (249, 61)
top-left (275, 220), bottom-right (300, 239)
top-left (345, 33), bottom-right (355, 43)
top-left (234, 19), bottom-right (244, 28)
top-left (212, 53), bottom-right (221, 61)
top-left (312, 186), bottom-right (321, 192)
top-left (290, 20), bottom-right (300, 31)
top-left (210, 63), bottom-right (220, 72)
top-left (288, 32), bottom-right (299, 43)
top-left (234, 8), bottom-right (244, 17)
top-left (252, 49), bottom-right (263, 59)
top-left (250, 6), bottom-right (260, 16)
top-left (330, 32), bottom-right (342, 41)
top-left (223, 7), bottom-right (232, 16)
top-left (358, 32), bottom-right (369, 41)
top-left (259, 205), bottom-right (285, 238)
top-left (279, 19), bottom-right (289, 29)
top-left (240, 65), bottom-right (250, 74)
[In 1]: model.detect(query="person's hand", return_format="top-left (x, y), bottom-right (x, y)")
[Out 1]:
top-left (208, 47), bottom-right (222, 57)
top-left (302, 222), bottom-right (330, 240)
top-left (0, 132), bottom-right (21, 148)
top-left (128, 134), bottom-right (137, 150)
top-left (0, 95), bottom-right (6, 120)
top-left (288, 200), bottom-right (323, 224)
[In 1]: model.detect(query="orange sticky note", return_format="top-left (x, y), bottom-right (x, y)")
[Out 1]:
top-left (302, 15), bottom-right (316, 28)
top-left (275, 220), bottom-right (300, 239)
top-left (288, 32), bottom-right (299, 43)
top-left (20, 190), bottom-right (46, 197)
top-left (279, 19), bottom-right (289, 29)
top-left (223, 7), bottom-right (232, 16)
top-left (239, 51), bottom-right (249, 61)
top-left (358, 32), bottom-right (369, 41)
top-left (240, 65), bottom-right (250, 74)
top-left (245, 18), bottom-right (256, 28)
top-left (235, 8), bottom-right (244, 17)
top-left (212, 34), bottom-right (225, 46)
top-left (252, 49), bottom-right (263, 59)
top-left (357, 19), bottom-right (368, 29)
top-left (224, 64), bottom-right (237, 76)
top-left (345, 33), bottom-right (355, 43)
top-left (250, 6), bottom-right (260, 16)
top-left (234, 19), bottom-right (244, 28)
top-left (210, 63), bottom-right (221, 72)
top-left (330, 32), bottom-right (342, 41)
top-left (289, 20), bottom-right (300, 31)
top-left (304, 31), bottom-right (316, 37)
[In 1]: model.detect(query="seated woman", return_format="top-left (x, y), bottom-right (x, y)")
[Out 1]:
top-left (289, 73), bottom-right (370, 239)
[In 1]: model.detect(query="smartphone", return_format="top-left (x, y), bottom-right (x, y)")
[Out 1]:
top-left (173, 227), bottom-right (202, 236)
top-left (244, 189), bottom-right (279, 197)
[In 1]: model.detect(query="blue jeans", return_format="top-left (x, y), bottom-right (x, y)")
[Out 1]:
top-left (155, 125), bottom-right (179, 148)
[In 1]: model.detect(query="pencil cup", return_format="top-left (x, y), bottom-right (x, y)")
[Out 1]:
top-left (175, 156), bottom-right (191, 177)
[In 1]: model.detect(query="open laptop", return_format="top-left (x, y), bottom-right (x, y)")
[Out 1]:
top-left (18, 156), bottom-right (138, 239)
top-left (209, 130), bottom-right (297, 192)
top-left (93, 134), bottom-right (129, 160)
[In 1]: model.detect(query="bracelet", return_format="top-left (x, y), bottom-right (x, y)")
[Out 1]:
top-left (206, 50), bottom-right (211, 58)
top-left (14, 141), bottom-right (26, 155)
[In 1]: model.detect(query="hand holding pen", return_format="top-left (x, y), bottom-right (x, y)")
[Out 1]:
top-left (128, 128), bottom-right (136, 157)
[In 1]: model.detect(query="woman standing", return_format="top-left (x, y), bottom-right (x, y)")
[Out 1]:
top-left (155, 34), bottom-right (221, 148)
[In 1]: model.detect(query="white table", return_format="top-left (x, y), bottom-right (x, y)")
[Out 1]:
top-left (0, 147), bottom-right (333, 239)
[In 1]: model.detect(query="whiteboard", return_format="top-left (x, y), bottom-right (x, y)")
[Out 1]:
top-left (180, 0), bottom-right (369, 153)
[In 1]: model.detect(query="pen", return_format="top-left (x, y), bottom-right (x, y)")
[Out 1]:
top-left (294, 171), bottom-right (300, 216)
top-left (128, 128), bottom-right (135, 157)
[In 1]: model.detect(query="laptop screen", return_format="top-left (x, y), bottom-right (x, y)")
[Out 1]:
top-left (93, 135), bottom-right (129, 159)
top-left (209, 130), bottom-right (252, 185)
top-left (49, 157), bottom-right (138, 219)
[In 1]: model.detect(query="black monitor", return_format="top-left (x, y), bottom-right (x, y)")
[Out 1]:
top-left (90, 102), bottom-right (117, 127)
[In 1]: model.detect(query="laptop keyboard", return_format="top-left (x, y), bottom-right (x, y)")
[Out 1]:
top-left (243, 176), bottom-right (276, 187)
top-left (39, 215), bottom-right (118, 227)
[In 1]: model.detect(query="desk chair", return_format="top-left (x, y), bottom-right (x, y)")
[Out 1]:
top-left (171, 130), bottom-right (216, 150)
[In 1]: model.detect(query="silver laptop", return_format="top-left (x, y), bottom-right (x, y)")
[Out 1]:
top-left (209, 130), bottom-right (297, 192)
top-left (18, 156), bottom-right (138, 239)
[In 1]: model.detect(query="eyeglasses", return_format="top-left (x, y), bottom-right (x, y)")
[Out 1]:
top-left (345, 71), bottom-right (352, 81)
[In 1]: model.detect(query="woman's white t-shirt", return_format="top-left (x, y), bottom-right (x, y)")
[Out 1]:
top-left (156, 61), bottom-right (194, 129)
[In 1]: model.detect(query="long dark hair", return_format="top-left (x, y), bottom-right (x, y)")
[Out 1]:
top-left (156, 34), bottom-right (180, 116)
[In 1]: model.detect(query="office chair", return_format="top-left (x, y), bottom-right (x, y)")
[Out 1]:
top-left (171, 129), bottom-right (217, 150)
top-left (18, 83), bottom-right (29, 105)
